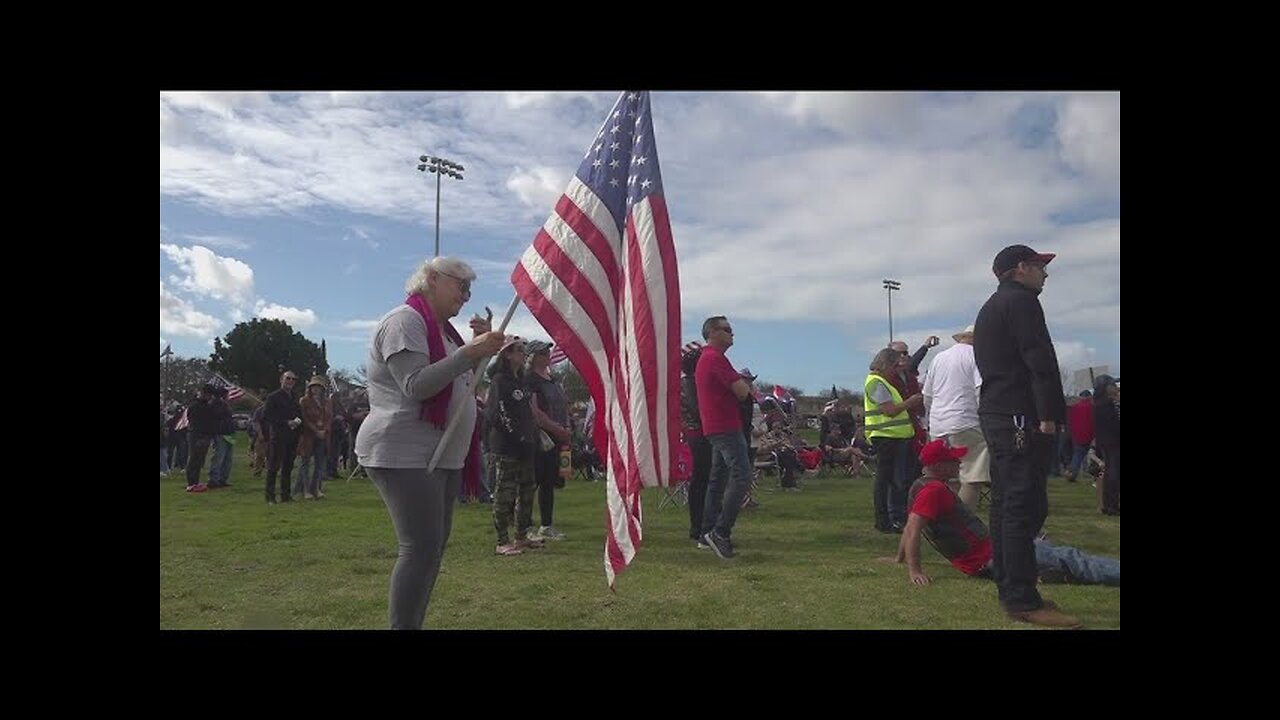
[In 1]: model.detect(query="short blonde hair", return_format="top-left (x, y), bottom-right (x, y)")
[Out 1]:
top-left (404, 256), bottom-right (477, 296)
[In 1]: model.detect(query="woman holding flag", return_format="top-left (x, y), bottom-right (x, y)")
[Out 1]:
top-left (354, 257), bottom-right (505, 629)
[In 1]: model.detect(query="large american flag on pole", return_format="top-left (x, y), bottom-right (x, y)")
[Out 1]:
top-left (511, 91), bottom-right (681, 587)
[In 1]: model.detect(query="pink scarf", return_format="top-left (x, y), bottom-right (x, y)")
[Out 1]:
top-left (404, 293), bottom-right (481, 491)
top-left (405, 293), bottom-right (467, 429)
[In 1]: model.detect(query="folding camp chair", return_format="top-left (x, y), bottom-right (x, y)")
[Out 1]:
top-left (658, 481), bottom-right (689, 510)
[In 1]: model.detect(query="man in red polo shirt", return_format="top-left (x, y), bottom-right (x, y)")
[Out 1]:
top-left (695, 315), bottom-right (754, 560)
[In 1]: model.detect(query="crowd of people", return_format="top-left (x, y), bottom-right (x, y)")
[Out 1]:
top-left (163, 245), bottom-right (1119, 631)
top-left (163, 375), bottom-right (370, 498)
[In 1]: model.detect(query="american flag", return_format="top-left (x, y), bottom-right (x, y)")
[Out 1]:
top-left (511, 91), bottom-right (681, 587)
top-left (209, 372), bottom-right (245, 401)
top-left (548, 345), bottom-right (569, 367)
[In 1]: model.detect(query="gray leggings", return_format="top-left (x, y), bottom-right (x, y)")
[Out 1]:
top-left (367, 466), bottom-right (463, 630)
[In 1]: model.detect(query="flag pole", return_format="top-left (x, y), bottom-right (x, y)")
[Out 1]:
top-left (428, 294), bottom-right (521, 473)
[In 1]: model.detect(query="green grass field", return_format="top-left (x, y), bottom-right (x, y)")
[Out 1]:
top-left (160, 433), bottom-right (1120, 629)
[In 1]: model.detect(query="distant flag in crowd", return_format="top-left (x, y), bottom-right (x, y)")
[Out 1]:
top-left (548, 345), bottom-right (569, 367)
top-left (510, 91), bottom-right (680, 587)
top-left (209, 373), bottom-right (245, 401)
top-left (174, 408), bottom-right (189, 431)
top-left (772, 385), bottom-right (794, 404)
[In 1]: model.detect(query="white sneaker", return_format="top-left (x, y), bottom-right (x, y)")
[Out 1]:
top-left (538, 525), bottom-right (566, 540)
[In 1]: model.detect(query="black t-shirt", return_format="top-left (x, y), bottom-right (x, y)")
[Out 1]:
top-left (526, 372), bottom-right (569, 427)
top-left (486, 370), bottom-right (536, 458)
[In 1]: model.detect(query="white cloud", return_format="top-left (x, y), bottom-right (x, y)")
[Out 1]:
top-left (160, 244), bottom-right (255, 307)
top-left (760, 91), bottom-right (921, 138)
top-left (160, 91), bottom-right (1118, 382)
top-left (504, 91), bottom-right (598, 110)
top-left (346, 226), bottom-right (378, 250)
top-left (1057, 93), bottom-right (1120, 185)
top-left (161, 91), bottom-right (273, 119)
top-left (1052, 340), bottom-right (1100, 376)
top-left (183, 234), bottom-right (251, 251)
top-left (506, 166), bottom-right (568, 209)
top-left (160, 281), bottom-right (222, 338)
top-left (255, 301), bottom-right (318, 329)
top-left (342, 319), bottom-right (379, 330)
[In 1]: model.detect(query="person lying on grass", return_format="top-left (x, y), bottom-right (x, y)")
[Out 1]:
top-left (883, 439), bottom-right (1120, 588)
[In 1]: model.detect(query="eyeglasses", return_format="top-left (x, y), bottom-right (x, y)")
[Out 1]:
top-left (440, 272), bottom-right (472, 295)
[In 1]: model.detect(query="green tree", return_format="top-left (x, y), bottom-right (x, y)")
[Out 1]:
top-left (208, 318), bottom-right (328, 395)
top-left (837, 386), bottom-right (862, 407)
top-left (552, 362), bottom-right (591, 406)
top-left (160, 355), bottom-right (210, 405)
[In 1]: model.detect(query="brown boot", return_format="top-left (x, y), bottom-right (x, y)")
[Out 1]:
top-left (1006, 604), bottom-right (1083, 629)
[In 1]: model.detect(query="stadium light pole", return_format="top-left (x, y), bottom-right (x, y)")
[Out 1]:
top-left (417, 154), bottom-right (465, 257)
top-left (883, 279), bottom-right (901, 343)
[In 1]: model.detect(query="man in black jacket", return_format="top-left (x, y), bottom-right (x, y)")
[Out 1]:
top-left (974, 244), bottom-right (1076, 629)
top-left (185, 385), bottom-right (219, 492)
top-left (263, 370), bottom-right (304, 504)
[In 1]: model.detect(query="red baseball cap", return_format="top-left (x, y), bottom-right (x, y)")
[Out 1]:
top-left (919, 439), bottom-right (968, 466)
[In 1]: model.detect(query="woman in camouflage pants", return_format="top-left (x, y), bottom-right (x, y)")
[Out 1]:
top-left (484, 337), bottom-right (543, 556)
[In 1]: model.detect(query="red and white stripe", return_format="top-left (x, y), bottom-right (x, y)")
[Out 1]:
top-left (512, 186), bottom-right (680, 588)
top-left (548, 345), bottom-right (568, 367)
top-left (211, 373), bottom-right (245, 401)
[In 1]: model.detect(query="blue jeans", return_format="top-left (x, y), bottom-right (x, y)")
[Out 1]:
top-left (1034, 539), bottom-right (1120, 586)
top-left (160, 448), bottom-right (169, 474)
top-left (208, 436), bottom-right (231, 485)
top-left (296, 439), bottom-right (328, 496)
top-left (1068, 443), bottom-right (1090, 477)
top-left (701, 431), bottom-right (753, 539)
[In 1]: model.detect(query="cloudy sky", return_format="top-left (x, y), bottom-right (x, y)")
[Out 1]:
top-left (160, 91), bottom-right (1119, 395)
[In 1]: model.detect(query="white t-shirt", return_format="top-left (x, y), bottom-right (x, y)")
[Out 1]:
top-left (922, 342), bottom-right (982, 436)
top-left (355, 305), bottom-right (477, 469)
